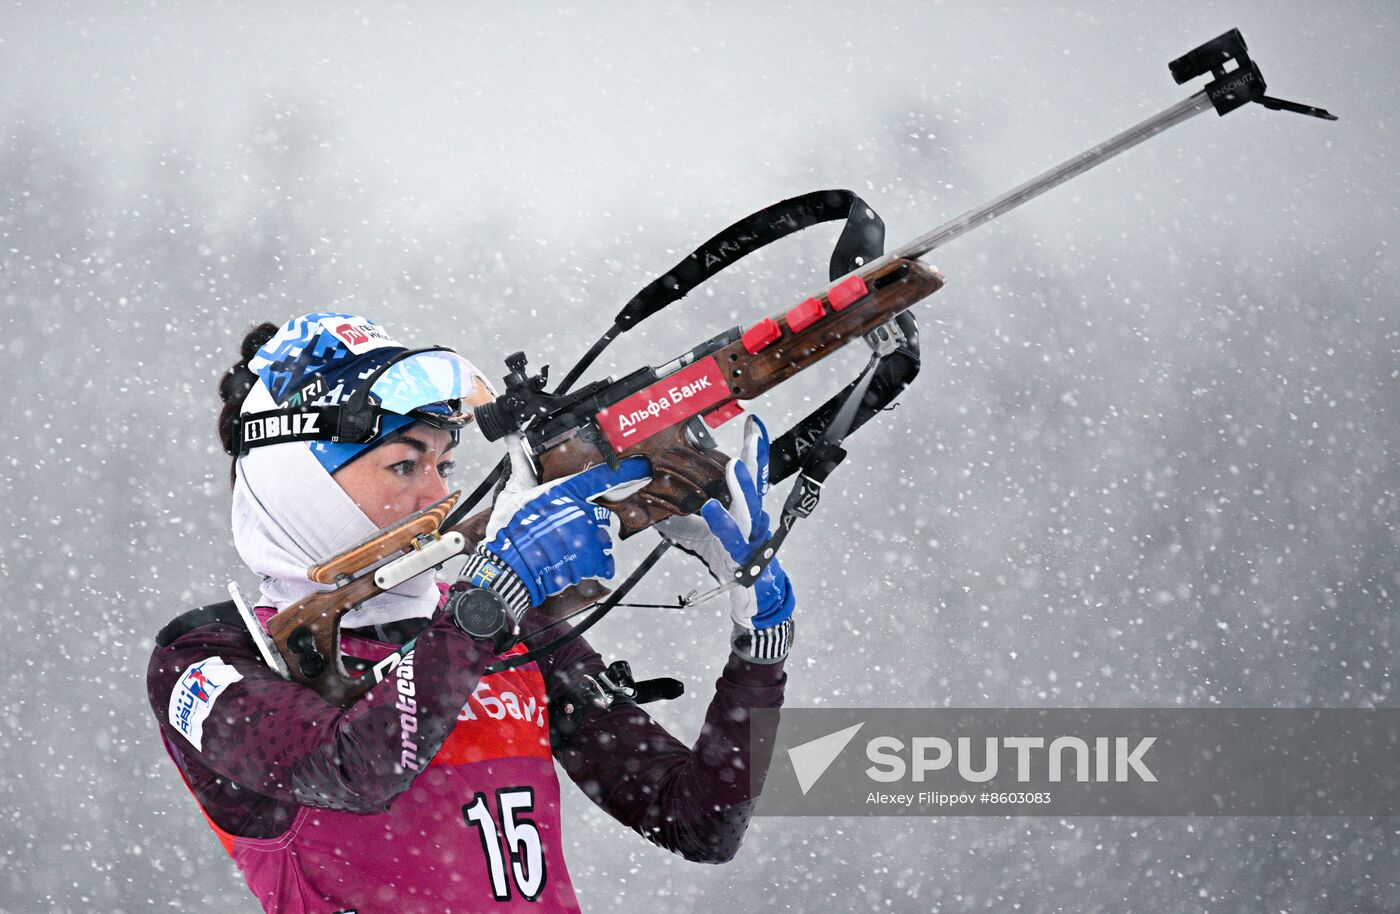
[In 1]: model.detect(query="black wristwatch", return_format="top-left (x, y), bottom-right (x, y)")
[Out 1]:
top-left (446, 584), bottom-right (519, 654)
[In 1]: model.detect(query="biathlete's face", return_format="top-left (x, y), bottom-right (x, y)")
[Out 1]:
top-left (332, 425), bottom-right (459, 528)
top-left (332, 377), bottom-right (497, 528)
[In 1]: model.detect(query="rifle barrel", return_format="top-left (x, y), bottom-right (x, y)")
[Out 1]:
top-left (893, 89), bottom-right (1214, 264)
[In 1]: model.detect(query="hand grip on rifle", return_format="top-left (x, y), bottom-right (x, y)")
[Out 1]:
top-left (265, 495), bottom-right (609, 707)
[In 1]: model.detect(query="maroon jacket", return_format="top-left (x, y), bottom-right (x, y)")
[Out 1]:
top-left (148, 594), bottom-right (785, 913)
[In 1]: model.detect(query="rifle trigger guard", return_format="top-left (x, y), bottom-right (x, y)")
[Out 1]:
top-left (576, 674), bottom-right (613, 711)
top-left (865, 317), bottom-right (908, 357)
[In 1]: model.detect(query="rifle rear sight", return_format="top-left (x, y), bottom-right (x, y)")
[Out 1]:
top-left (474, 351), bottom-right (550, 441)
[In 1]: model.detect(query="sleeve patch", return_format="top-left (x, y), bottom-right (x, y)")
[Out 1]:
top-left (168, 656), bottom-right (244, 751)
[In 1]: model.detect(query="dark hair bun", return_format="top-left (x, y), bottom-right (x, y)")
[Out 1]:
top-left (218, 321), bottom-right (280, 483)
top-left (241, 321), bottom-right (279, 363)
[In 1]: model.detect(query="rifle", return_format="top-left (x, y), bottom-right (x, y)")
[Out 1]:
top-left (256, 29), bottom-right (1334, 706)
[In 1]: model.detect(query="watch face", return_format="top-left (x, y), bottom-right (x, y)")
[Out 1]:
top-left (448, 587), bottom-right (507, 639)
top-left (461, 597), bottom-right (496, 631)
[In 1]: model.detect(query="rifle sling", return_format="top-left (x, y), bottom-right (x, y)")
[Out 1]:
top-left (614, 189), bottom-right (885, 332)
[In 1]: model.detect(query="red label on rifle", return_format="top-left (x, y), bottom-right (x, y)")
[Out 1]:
top-left (596, 358), bottom-right (730, 451)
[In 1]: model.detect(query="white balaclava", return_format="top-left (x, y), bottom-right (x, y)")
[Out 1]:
top-left (229, 312), bottom-right (480, 628)
top-left (230, 379), bottom-right (443, 627)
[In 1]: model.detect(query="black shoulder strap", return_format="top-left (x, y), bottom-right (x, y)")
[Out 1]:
top-left (554, 190), bottom-right (886, 397)
top-left (155, 600), bottom-right (243, 648)
top-left (613, 189), bottom-right (884, 332)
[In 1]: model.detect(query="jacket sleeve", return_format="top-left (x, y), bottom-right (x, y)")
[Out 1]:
top-left (147, 612), bottom-right (492, 815)
top-left (536, 612), bottom-right (786, 864)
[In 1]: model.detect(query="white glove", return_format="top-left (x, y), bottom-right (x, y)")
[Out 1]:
top-left (657, 415), bottom-right (795, 662)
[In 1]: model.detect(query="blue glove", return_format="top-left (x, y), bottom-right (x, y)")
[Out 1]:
top-left (462, 457), bottom-right (652, 618)
top-left (657, 416), bottom-right (795, 662)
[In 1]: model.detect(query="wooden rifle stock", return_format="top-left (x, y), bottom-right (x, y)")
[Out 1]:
top-left (267, 497), bottom-right (607, 706)
top-left (538, 257), bottom-right (944, 535)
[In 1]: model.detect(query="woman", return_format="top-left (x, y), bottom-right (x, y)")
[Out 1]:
top-left (147, 312), bottom-right (797, 913)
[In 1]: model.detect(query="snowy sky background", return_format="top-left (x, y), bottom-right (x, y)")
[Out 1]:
top-left (2, 2), bottom-right (1397, 911)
